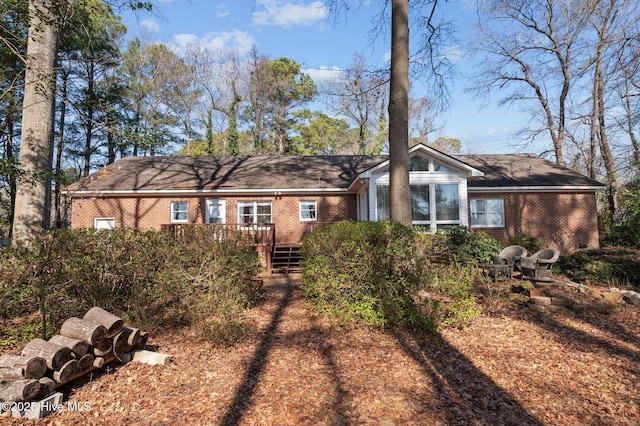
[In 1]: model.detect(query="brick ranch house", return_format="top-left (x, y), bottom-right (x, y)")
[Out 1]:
top-left (64, 144), bottom-right (605, 269)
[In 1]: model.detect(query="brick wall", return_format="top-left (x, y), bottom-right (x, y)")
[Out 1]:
top-left (469, 191), bottom-right (599, 253)
top-left (71, 193), bottom-right (358, 244)
top-left (72, 190), bottom-right (599, 253)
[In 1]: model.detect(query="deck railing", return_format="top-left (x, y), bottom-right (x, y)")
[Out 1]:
top-left (161, 223), bottom-right (275, 270)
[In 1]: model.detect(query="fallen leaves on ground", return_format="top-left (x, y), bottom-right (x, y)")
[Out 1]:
top-left (2, 276), bottom-right (639, 425)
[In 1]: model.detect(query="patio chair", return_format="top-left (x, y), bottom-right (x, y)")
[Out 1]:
top-left (483, 245), bottom-right (528, 282)
top-left (519, 248), bottom-right (560, 281)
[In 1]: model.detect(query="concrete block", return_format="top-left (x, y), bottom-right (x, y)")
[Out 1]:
top-left (11, 392), bottom-right (63, 420)
top-left (132, 350), bottom-right (171, 366)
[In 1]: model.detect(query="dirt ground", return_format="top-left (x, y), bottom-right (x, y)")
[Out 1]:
top-left (2, 275), bottom-right (639, 425)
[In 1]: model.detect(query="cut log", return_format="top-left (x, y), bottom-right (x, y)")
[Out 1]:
top-left (0, 355), bottom-right (47, 380)
top-left (92, 338), bottom-right (112, 357)
top-left (52, 359), bottom-right (80, 384)
top-left (0, 379), bottom-right (41, 402)
top-left (21, 339), bottom-right (74, 371)
top-left (120, 326), bottom-right (141, 348)
top-left (92, 357), bottom-right (105, 369)
top-left (48, 335), bottom-right (89, 357)
top-left (0, 367), bottom-right (24, 380)
top-left (77, 354), bottom-right (94, 372)
top-left (112, 331), bottom-right (133, 354)
top-left (136, 331), bottom-right (149, 349)
top-left (60, 317), bottom-right (107, 346)
top-left (83, 307), bottom-right (123, 338)
top-left (38, 377), bottom-right (56, 394)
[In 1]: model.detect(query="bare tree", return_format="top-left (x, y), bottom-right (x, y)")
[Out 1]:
top-left (471, 0), bottom-right (595, 166)
top-left (327, 52), bottom-right (389, 154)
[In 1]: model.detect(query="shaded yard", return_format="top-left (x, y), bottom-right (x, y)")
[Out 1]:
top-left (5, 275), bottom-right (640, 425)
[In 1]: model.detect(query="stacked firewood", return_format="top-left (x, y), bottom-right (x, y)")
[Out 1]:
top-left (0, 308), bottom-right (147, 403)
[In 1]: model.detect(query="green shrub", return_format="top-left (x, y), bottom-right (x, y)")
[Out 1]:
top-left (301, 221), bottom-right (431, 329)
top-left (0, 228), bottom-right (261, 346)
top-left (441, 226), bottom-right (502, 263)
top-left (301, 221), bottom-right (482, 331)
top-left (558, 248), bottom-right (640, 286)
top-left (508, 234), bottom-right (546, 254)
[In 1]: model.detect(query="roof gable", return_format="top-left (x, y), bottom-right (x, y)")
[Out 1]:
top-left (358, 144), bottom-right (484, 178)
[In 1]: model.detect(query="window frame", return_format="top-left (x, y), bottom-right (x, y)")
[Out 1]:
top-left (237, 201), bottom-right (273, 226)
top-left (375, 182), bottom-right (462, 229)
top-left (469, 198), bottom-right (505, 228)
top-left (94, 217), bottom-right (115, 229)
top-left (205, 199), bottom-right (226, 224)
top-left (299, 200), bottom-right (317, 222)
top-left (170, 201), bottom-right (189, 223)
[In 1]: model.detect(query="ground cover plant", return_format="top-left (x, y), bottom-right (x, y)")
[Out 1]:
top-left (0, 227), bottom-right (262, 347)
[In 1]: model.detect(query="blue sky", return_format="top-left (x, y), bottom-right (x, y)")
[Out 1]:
top-left (120, 0), bottom-right (537, 155)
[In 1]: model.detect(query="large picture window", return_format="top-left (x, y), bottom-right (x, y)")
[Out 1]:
top-left (171, 201), bottom-right (188, 223)
top-left (375, 183), bottom-right (460, 228)
top-left (470, 198), bottom-right (504, 227)
top-left (238, 201), bottom-right (272, 224)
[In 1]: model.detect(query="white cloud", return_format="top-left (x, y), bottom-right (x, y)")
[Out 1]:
top-left (216, 5), bottom-right (232, 18)
top-left (252, 0), bottom-right (327, 27)
top-left (140, 19), bottom-right (160, 33)
top-left (169, 30), bottom-right (255, 56)
top-left (303, 65), bottom-right (342, 86)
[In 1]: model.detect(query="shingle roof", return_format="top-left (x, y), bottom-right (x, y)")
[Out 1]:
top-left (454, 154), bottom-right (604, 188)
top-left (65, 155), bottom-right (387, 193)
top-left (65, 152), bottom-right (604, 194)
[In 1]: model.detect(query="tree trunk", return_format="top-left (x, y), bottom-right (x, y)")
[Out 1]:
top-left (388, 0), bottom-right (412, 226)
top-left (11, 0), bottom-right (60, 244)
top-left (54, 67), bottom-right (69, 229)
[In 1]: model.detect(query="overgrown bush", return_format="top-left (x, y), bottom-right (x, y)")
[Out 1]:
top-left (301, 221), bottom-right (432, 329)
top-left (508, 234), bottom-right (546, 254)
top-left (602, 180), bottom-right (640, 249)
top-left (557, 248), bottom-right (640, 287)
top-left (441, 226), bottom-right (502, 263)
top-left (301, 221), bottom-right (483, 331)
top-left (0, 227), bottom-right (261, 346)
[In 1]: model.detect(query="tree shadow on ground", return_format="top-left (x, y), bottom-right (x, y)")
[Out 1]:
top-left (220, 278), bottom-right (294, 425)
top-left (221, 277), bottom-right (544, 425)
top-left (391, 328), bottom-right (543, 425)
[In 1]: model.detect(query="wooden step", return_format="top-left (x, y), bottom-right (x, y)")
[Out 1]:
top-left (271, 245), bottom-right (301, 273)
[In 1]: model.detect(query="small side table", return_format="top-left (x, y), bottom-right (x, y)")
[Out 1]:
top-left (478, 263), bottom-right (511, 283)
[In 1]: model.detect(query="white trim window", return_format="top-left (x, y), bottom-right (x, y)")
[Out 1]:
top-left (376, 183), bottom-right (461, 229)
top-left (205, 199), bottom-right (226, 224)
top-left (238, 201), bottom-right (272, 224)
top-left (94, 217), bottom-right (115, 229)
top-left (470, 198), bottom-right (505, 227)
top-left (299, 200), bottom-right (317, 221)
top-left (171, 201), bottom-right (189, 223)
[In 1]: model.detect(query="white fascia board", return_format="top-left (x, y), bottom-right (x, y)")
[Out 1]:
top-left (65, 187), bottom-right (352, 197)
top-left (358, 144), bottom-right (483, 179)
top-left (468, 186), bottom-right (605, 193)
